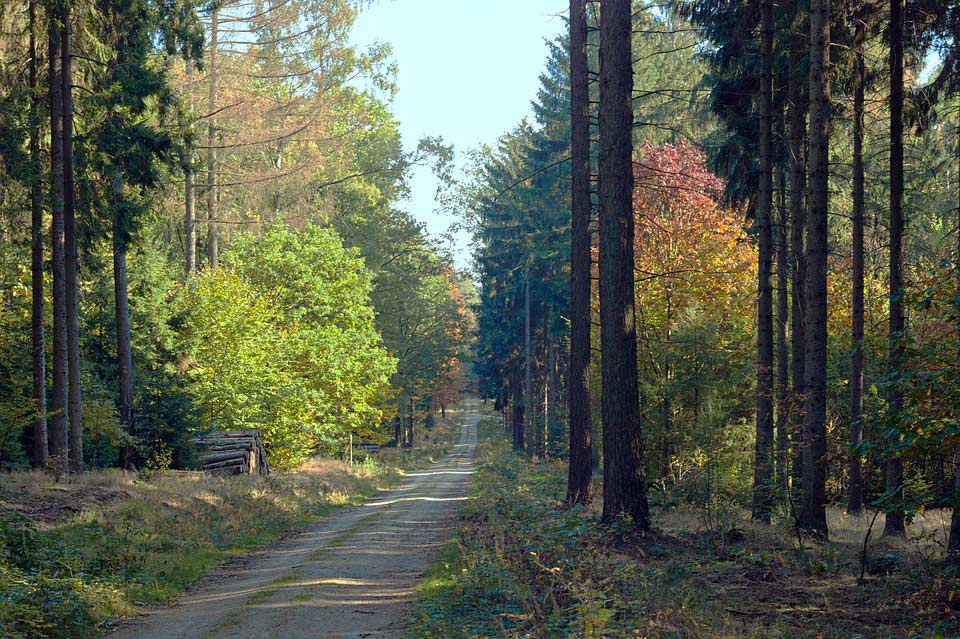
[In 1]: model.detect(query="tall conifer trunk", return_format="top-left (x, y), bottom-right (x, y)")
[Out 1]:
top-left (184, 64), bottom-right (197, 276)
top-left (598, 0), bottom-right (648, 529)
top-left (185, 150), bottom-right (196, 276)
top-left (511, 379), bottom-right (525, 453)
top-left (29, 0), bottom-right (48, 469)
top-left (753, 0), bottom-right (775, 523)
top-left (541, 317), bottom-right (550, 456)
top-left (206, 8), bottom-right (219, 269)
top-left (567, 0), bottom-right (592, 504)
top-left (799, 0), bottom-right (830, 536)
top-left (48, 13), bottom-right (68, 477)
top-left (848, 19), bottom-right (866, 516)
top-left (509, 374), bottom-right (524, 453)
top-left (884, 0), bottom-right (907, 538)
top-left (788, 37), bottom-right (807, 488)
top-left (113, 173), bottom-right (136, 468)
top-left (62, 4), bottom-right (82, 472)
top-left (949, 124), bottom-right (960, 563)
top-left (524, 267), bottom-right (534, 459)
top-left (776, 168), bottom-right (790, 495)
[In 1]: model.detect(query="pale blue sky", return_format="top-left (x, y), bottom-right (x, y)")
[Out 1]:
top-left (350, 0), bottom-right (567, 267)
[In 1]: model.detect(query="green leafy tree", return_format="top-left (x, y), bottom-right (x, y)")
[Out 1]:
top-left (183, 224), bottom-right (395, 467)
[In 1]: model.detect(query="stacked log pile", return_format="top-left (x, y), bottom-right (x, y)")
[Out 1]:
top-left (193, 430), bottom-right (270, 475)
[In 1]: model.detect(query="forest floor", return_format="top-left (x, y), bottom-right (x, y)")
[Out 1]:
top-left (408, 415), bottom-right (960, 639)
top-left (0, 404), bottom-right (470, 639)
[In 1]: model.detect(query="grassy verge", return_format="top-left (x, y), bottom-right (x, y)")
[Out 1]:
top-left (0, 409), bottom-right (463, 639)
top-left (407, 419), bottom-right (960, 639)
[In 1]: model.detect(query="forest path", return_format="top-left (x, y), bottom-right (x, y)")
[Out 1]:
top-left (108, 400), bottom-right (478, 639)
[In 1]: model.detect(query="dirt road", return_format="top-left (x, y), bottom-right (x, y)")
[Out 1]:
top-left (109, 400), bottom-right (478, 639)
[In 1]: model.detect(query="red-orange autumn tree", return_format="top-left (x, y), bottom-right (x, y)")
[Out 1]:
top-left (428, 269), bottom-right (472, 419)
top-left (431, 358), bottom-right (469, 418)
top-left (632, 142), bottom-right (757, 484)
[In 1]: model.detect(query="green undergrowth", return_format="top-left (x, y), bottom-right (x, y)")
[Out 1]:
top-left (407, 419), bottom-right (960, 639)
top-left (407, 418), bottom-right (718, 639)
top-left (0, 408), bottom-right (466, 639)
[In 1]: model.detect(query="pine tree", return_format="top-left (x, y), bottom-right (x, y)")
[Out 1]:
top-left (752, 0), bottom-right (775, 523)
top-left (62, 0), bottom-right (82, 472)
top-left (28, 0), bottom-right (47, 469)
top-left (847, 8), bottom-right (868, 516)
top-left (799, 0), bottom-right (830, 537)
top-left (787, 23), bottom-right (807, 490)
top-left (567, 0), bottom-right (592, 505)
top-left (884, 0), bottom-right (908, 539)
top-left (47, 0), bottom-right (68, 476)
top-left (598, 0), bottom-right (649, 529)
top-left (205, 6), bottom-right (218, 269)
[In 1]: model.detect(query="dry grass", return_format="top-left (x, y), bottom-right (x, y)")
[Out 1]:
top-left (646, 503), bottom-right (959, 639)
top-left (654, 502), bottom-right (952, 561)
top-left (0, 468), bottom-right (133, 526)
top-left (829, 507), bottom-right (952, 550)
top-left (0, 457), bottom-right (395, 531)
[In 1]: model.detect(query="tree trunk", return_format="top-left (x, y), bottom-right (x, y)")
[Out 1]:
top-left (29, 0), bottom-right (48, 469)
top-left (848, 21), bottom-right (866, 516)
top-left (512, 402), bottom-right (525, 452)
top-left (567, 0), bottom-right (593, 505)
top-left (788, 38), bottom-right (807, 489)
top-left (184, 60), bottom-right (197, 277)
top-left (799, 0), bottom-right (830, 537)
top-left (948, 122), bottom-right (960, 564)
top-left (48, 18), bottom-right (68, 477)
top-left (407, 396), bottom-right (415, 447)
top-left (511, 379), bottom-right (525, 453)
top-left (62, 7), bottom-right (82, 473)
top-left (776, 167), bottom-right (790, 497)
top-left (543, 315), bottom-right (552, 457)
top-left (752, 0), bottom-right (775, 524)
top-left (884, 0), bottom-right (907, 539)
top-left (185, 149), bottom-right (196, 276)
top-left (113, 173), bottom-right (136, 469)
top-left (598, 0), bottom-right (648, 529)
top-left (206, 8), bottom-right (219, 270)
top-left (662, 293), bottom-right (673, 479)
top-left (524, 266), bottom-right (534, 459)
